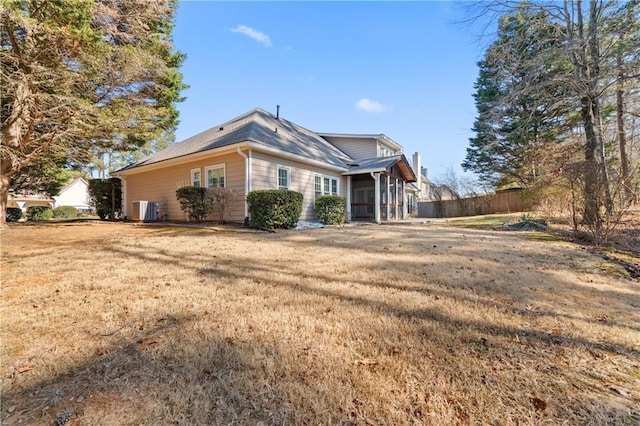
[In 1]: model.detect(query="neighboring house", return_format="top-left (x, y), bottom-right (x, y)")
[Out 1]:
top-left (114, 108), bottom-right (417, 223)
top-left (7, 191), bottom-right (54, 213)
top-left (7, 177), bottom-right (91, 215)
top-left (410, 153), bottom-right (456, 202)
top-left (53, 177), bottom-right (91, 212)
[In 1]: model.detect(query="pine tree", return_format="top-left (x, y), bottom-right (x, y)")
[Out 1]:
top-left (1, 0), bottom-right (188, 225)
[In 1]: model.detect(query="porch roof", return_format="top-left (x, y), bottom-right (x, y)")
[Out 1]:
top-left (343, 154), bottom-right (417, 182)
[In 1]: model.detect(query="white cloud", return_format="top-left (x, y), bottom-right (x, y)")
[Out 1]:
top-left (355, 98), bottom-right (390, 113)
top-left (229, 25), bottom-right (272, 47)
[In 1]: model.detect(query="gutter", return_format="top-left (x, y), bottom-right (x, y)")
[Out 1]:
top-left (114, 140), bottom-right (349, 177)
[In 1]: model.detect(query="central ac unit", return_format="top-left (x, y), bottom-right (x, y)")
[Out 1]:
top-left (132, 201), bottom-right (159, 221)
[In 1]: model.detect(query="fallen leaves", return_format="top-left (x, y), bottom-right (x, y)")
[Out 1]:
top-left (529, 396), bottom-right (547, 411)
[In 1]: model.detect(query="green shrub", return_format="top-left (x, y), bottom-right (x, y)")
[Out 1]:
top-left (247, 190), bottom-right (303, 229)
top-left (315, 195), bottom-right (346, 225)
top-left (176, 186), bottom-right (212, 221)
top-left (88, 178), bottom-right (122, 220)
top-left (6, 207), bottom-right (22, 222)
top-left (27, 206), bottom-right (53, 221)
top-left (52, 206), bottom-right (78, 219)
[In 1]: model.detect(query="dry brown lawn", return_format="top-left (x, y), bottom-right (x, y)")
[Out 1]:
top-left (1, 221), bottom-right (639, 425)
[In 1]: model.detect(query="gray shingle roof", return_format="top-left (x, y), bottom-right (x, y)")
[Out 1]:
top-left (117, 108), bottom-right (354, 172)
top-left (343, 154), bottom-right (417, 182)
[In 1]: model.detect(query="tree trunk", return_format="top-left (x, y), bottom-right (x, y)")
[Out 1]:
top-left (0, 163), bottom-right (12, 228)
top-left (616, 6), bottom-right (632, 203)
top-left (588, 0), bottom-right (613, 215)
top-left (580, 98), bottom-right (600, 225)
top-left (616, 63), bottom-right (631, 202)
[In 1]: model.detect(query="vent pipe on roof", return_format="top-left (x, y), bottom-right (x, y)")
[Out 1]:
top-left (276, 105), bottom-right (280, 119)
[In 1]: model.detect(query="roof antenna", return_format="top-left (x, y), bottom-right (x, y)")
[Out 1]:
top-left (276, 105), bottom-right (280, 120)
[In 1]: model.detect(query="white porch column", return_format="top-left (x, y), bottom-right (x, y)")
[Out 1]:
top-left (385, 174), bottom-right (390, 221)
top-left (395, 177), bottom-right (399, 220)
top-left (346, 175), bottom-right (352, 221)
top-left (373, 172), bottom-right (381, 224)
top-left (402, 181), bottom-right (407, 219)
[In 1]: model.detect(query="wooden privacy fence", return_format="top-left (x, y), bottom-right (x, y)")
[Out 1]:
top-left (417, 190), bottom-right (532, 218)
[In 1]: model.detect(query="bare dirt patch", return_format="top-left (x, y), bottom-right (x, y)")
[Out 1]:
top-left (1, 222), bottom-right (639, 425)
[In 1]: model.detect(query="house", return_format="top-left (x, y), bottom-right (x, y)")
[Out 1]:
top-left (7, 190), bottom-right (54, 213)
top-left (53, 177), bottom-right (91, 212)
top-left (6, 177), bottom-right (91, 215)
top-left (114, 108), bottom-right (417, 224)
top-left (410, 153), bottom-right (456, 202)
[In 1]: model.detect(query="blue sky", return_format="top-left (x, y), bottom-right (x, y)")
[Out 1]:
top-left (173, 1), bottom-right (490, 180)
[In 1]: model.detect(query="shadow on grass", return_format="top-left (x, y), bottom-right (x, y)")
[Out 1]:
top-left (2, 314), bottom-right (316, 425)
top-left (3, 224), bottom-right (639, 424)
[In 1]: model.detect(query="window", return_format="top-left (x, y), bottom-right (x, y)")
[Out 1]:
top-left (378, 144), bottom-right (394, 157)
top-left (277, 166), bottom-right (290, 190)
top-left (315, 174), bottom-right (339, 200)
top-left (205, 164), bottom-right (225, 188)
top-left (314, 175), bottom-right (322, 199)
top-left (191, 168), bottom-right (201, 187)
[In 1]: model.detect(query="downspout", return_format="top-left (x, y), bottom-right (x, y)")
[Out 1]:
top-left (237, 147), bottom-right (249, 221)
top-left (371, 172), bottom-right (381, 224)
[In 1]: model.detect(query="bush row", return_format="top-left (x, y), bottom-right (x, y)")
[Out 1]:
top-left (174, 188), bottom-right (346, 228)
top-left (5, 205), bottom-right (79, 222)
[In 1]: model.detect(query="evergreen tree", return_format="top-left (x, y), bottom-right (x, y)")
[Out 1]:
top-left (464, 0), bottom-right (639, 235)
top-left (1, 0), bottom-right (188, 225)
top-left (463, 5), bottom-right (571, 188)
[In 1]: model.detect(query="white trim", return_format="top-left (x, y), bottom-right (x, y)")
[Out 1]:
top-left (190, 168), bottom-right (202, 187)
top-left (386, 174), bottom-right (391, 220)
top-left (395, 177), bottom-right (399, 220)
top-left (114, 143), bottom-right (246, 176)
top-left (276, 165), bottom-right (291, 190)
top-left (372, 172), bottom-right (381, 224)
top-left (237, 148), bottom-right (249, 218)
top-left (114, 140), bottom-right (348, 177)
top-left (204, 163), bottom-right (226, 188)
top-left (313, 173), bottom-right (339, 203)
top-left (346, 176), bottom-right (352, 221)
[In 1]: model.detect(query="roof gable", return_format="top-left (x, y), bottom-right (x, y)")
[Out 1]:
top-left (117, 109), bottom-right (353, 173)
top-left (343, 154), bottom-right (417, 182)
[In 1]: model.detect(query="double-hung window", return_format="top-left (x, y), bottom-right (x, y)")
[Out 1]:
top-left (277, 166), bottom-right (290, 190)
top-left (314, 176), bottom-right (322, 199)
top-left (205, 164), bottom-right (225, 188)
top-left (191, 168), bottom-right (202, 187)
top-left (315, 174), bottom-right (339, 201)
